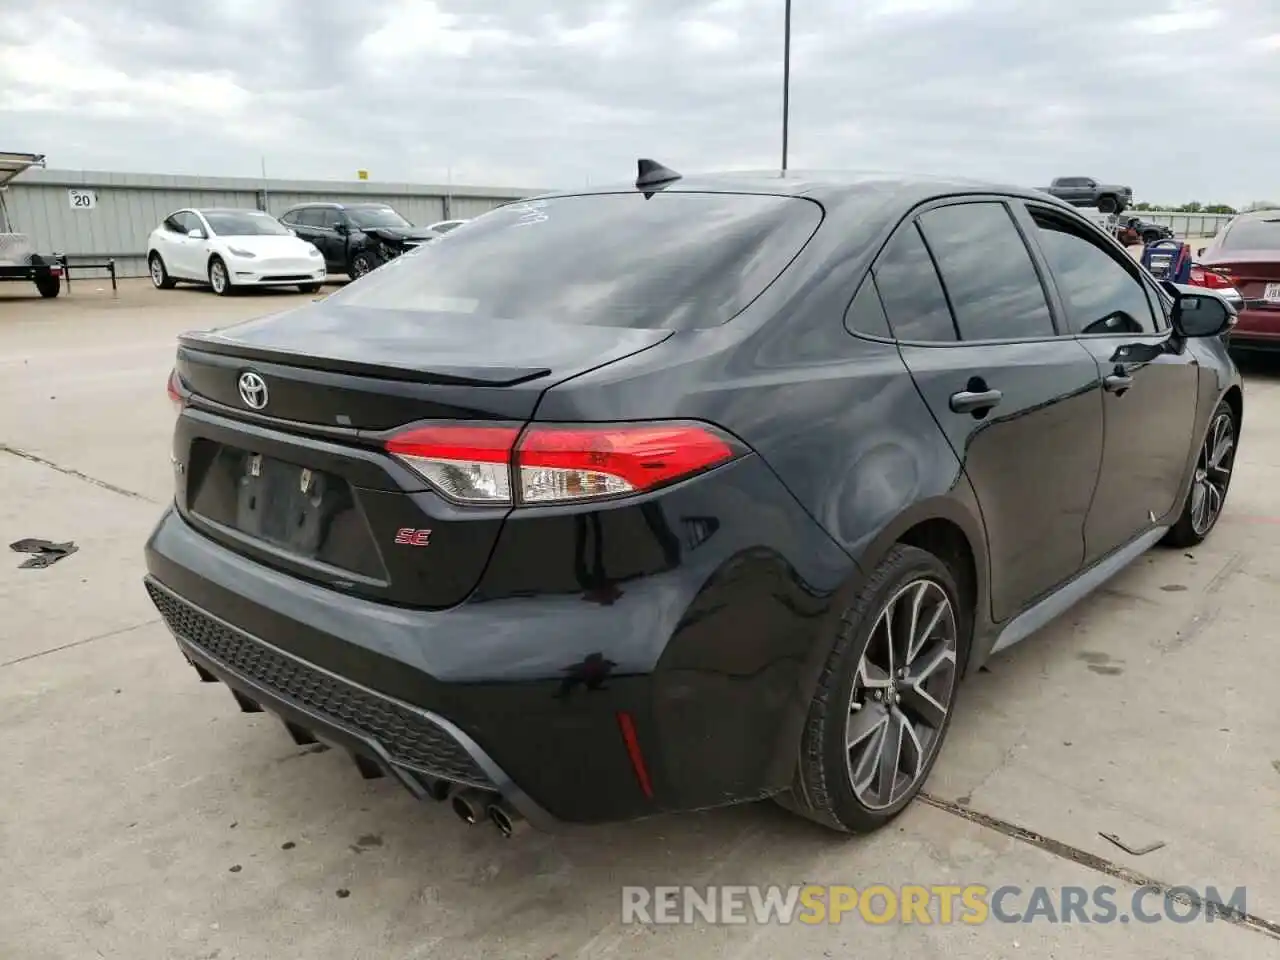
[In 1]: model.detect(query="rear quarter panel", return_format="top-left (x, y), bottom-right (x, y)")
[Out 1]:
top-left (532, 201), bottom-right (992, 655)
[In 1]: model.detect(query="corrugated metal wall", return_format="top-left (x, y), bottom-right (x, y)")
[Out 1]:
top-left (3, 169), bottom-right (538, 278)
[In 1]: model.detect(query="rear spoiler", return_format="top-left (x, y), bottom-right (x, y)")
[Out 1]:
top-left (178, 330), bottom-right (553, 388)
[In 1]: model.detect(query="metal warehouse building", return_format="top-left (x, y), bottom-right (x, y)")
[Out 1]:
top-left (3, 166), bottom-right (537, 279)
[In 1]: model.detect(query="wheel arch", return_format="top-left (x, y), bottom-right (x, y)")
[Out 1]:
top-left (795, 494), bottom-right (991, 712)
top-left (1223, 384), bottom-right (1243, 437)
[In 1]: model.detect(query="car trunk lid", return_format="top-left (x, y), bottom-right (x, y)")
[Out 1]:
top-left (172, 302), bottom-right (672, 608)
top-left (1200, 252), bottom-right (1280, 312)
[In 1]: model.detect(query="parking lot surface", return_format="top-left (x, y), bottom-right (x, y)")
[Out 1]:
top-left (2, 280), bottom-right (1278, 959)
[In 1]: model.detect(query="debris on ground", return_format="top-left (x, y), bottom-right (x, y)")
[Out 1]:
top-left (9, 538), bottom-right (79, 568)
top-left (1099, 831), bottom-right (1166, 856)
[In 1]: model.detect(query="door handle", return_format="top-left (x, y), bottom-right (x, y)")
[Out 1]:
top-left (1103, 372), bottom-right (1133, 394)
top-left (949, 388), bottom-right (1003, 415)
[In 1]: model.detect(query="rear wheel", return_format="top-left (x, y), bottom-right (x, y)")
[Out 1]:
top-left (1163, 400), bottom-right (1236, 548)
top-left (349, 251), bottom-right (378, 279)
top-left (779, 544), bottom-right (965, 833)
top-left (35, 275), bottom-right (60, 298)
top-left (209, 256), bottom-right (233, 296)
top-left (149, 253), bottom-right (176, 289)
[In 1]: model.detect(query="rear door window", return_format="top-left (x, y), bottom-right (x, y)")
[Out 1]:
top-left (918, 202), bottom-right (1056, 341)
top-left (871, 224), bottom-right (956, 342)
top-left (1029, 209), bottom-right (1158, 335)
top-left (333, 192), bottom-right (823, 329)
top-left (843, 278), bottom-right (892, 339)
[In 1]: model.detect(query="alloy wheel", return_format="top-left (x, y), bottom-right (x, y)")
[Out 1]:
top-left (846, 578), bottom-right (958, 810)
top-left (352, 255), bottom-right (371, 278)
top-left (150, 258), bottom-right (164, 287)
top-left (1191, 410), bottom-right (1234, 536)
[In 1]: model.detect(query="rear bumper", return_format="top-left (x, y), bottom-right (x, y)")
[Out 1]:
top-left (147, 576), bottom-right (556, 827)
top-left (144, 452), bottom-right (855, 824)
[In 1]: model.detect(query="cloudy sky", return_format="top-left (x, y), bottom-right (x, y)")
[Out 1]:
top-left (1, 0), bottom-right (1277, 205)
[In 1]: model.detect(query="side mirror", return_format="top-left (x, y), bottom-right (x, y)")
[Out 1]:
top-left (332, 222), bottom-right (348, 235)
top-left (1172, 291), bottom-right (1235, 338)
top-left (186, 228), bottom-right (205, 239)
top-left (1196, 247), bottom-right (1205, 257)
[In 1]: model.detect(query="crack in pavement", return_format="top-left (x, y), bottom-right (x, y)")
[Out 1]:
top-left (0, 443), bottom-right (161, 504)
top-left (920, 792), bottom-right (1280, 942)
top-left (1, 618), bottom-right (162, 668)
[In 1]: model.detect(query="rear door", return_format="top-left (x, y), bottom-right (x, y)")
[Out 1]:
top-left (319, 208), bottom-right (353, 270)
top-left (291, 208), bottom-right (336, 269)
top-left (1020, 203), bottom-right (1199, 562)
top-left (880, 199), bottom-right (1105, 622)
top-left (1056, 178), bottom-right (1086, 204)
top-left (171, 211), bottom-right (208, 279)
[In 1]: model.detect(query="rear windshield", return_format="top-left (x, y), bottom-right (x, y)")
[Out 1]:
top-left (331, 192), bottom-right (823, 329)
top-left (1221, 218), bottom-right (1280, 251)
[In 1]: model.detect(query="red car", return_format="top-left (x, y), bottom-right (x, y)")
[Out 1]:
top-left (1193, 211), bottom-right (1280, 350)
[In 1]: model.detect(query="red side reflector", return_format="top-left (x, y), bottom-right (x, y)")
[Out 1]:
top-left (616, 710), bottom-right (654, 799)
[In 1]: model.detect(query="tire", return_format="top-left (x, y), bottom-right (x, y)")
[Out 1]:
top-left (1142, 231), bottom-right (1161, 245)
top-left (149, 253), bottom-right (176, 289)
top-left (35, 275), bottom-right (60, 298)
top-left (1098, 195), bottom-right (1118, 214)
top-left (208, 256), bottom-right (233, 296)
top-left (349, 251), bottom-right (378, 279)
top-left (297, 283), bottom-right (321, 294)
top-left (778, 544), bottom-right (967, 833)
top-left (1162, 399), bottom-right (1237, 548)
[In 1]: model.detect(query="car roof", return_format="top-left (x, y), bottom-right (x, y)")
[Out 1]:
top-left (284, 201), bottom-right (395, 211)
top-left (532, 169), bottom-right (1068, 209)
top-left (1230, 208), bottom-right (1280, 221)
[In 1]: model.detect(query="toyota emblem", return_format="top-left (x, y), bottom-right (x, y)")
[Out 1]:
top-left (238, 371), bottom-right (268, 410)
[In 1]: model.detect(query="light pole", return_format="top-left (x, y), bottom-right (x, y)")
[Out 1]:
top-left (781, 0), bottom-right (792, 172)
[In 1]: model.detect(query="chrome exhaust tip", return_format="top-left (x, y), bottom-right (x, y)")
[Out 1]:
top-left (487, 800), bottom-right (528, 838)
top-left (449, 788), bottom-right (490, 825)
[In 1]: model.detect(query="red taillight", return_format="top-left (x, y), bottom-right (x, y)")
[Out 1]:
top-left (385, 424), bottom-right (520, 504)
top-left (1189, 265), bottom-right (1234, 289)
top-left (517, 423), bottom-right (739, 504)
top-left (383, 421), bottom-right (742, 506)
top-left (167, 368), bottom-right (184, 413)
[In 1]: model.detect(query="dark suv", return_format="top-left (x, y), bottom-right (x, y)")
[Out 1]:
top-left (281, 202), bottom-right (438, 279)
top-left (148, 169), bottom-right (1241, 838)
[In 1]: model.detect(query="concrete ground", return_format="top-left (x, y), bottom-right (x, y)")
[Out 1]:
top-left (1, 279), bottom-right (1278, 959)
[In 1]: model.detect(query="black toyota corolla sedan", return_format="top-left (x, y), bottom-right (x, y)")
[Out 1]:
top-left (146, 163), bottom-right (1242, 837)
